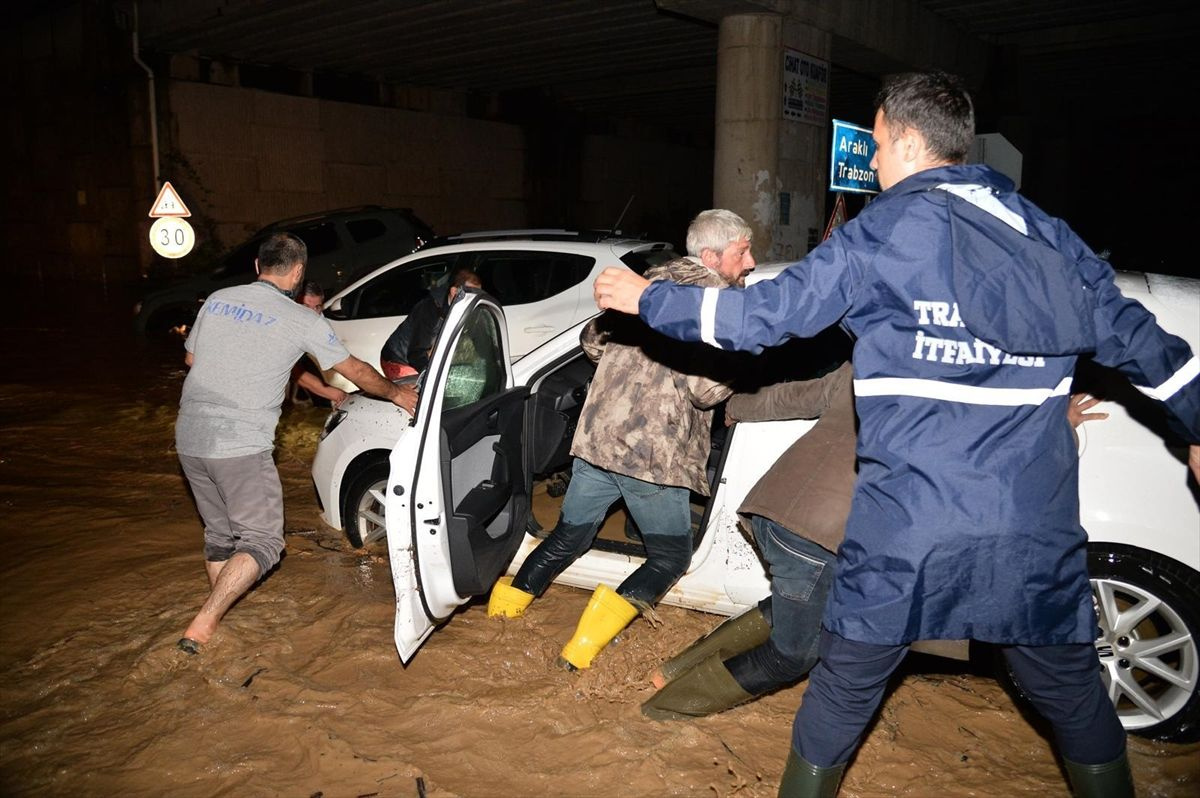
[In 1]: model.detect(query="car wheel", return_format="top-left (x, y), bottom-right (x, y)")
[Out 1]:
top-left (341, 459), bottom-right (390, 549)
top-left (1087, 544), bottom-right (1200, 742)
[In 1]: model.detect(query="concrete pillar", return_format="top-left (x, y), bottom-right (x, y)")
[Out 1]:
top-left (713, 14), bottom-right (781, 255)
top-left (777, 19), bottom-right (832, 261)
top-left (713, 14), bottom-right (831, 261)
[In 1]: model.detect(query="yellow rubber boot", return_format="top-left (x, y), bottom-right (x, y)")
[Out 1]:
top-left (487, 576), bottom-right (535, 618)
top-left (559, 585), bottom-right (639, 669)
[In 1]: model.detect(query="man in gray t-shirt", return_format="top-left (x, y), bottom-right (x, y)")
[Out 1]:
top-left (175, 233), bottom-right (416, 656)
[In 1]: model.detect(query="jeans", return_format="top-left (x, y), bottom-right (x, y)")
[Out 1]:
top-left (512, 458), bottom-right (693, 606)
top-left (726, 516), bottom-right (836, 693)
top-left (793, 629), bottom-right (1125, 767)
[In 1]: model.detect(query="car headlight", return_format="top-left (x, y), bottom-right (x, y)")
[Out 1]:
top-left (320, 408), bottom-right (348, 441)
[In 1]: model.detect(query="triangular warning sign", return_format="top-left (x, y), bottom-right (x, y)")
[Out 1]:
top-left (822, 193), bottom-right (847, 241)
top-left (149, 181), bottom-right (191, 218)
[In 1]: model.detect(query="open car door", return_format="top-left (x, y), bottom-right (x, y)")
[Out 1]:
top-left (384, 292), bottom-right (531, 662)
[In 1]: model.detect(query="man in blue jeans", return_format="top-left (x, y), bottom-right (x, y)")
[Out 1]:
top-left (485, 209), bottom-right (755, 669)
top-left (642, 362), bottom-right (852, 717)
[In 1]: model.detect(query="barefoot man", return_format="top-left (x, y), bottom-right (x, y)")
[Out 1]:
top-left (174, 233), bottom-right (416, 655)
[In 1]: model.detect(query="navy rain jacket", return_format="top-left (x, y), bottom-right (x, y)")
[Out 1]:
top-left (638, 164), bottom-right (1199, 646)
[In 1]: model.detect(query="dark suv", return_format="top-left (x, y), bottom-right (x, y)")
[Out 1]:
top-left (133, 206), bottom-right (433, 334)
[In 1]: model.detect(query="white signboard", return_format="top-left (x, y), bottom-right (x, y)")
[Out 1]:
top-left (783, 49), bottom-right (829, 127)
top-left (149, 217), bottom-right (196, 259)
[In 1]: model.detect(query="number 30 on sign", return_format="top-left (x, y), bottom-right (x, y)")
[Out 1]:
top-left (149, 217), bottom-right (196, 259)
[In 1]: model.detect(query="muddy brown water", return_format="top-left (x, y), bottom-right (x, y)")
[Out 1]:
top-left (0, 326), bottom-right (1196, 797)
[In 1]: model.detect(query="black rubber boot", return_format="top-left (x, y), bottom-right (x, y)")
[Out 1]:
top-left (777, 749), bottom-right (845, 798)
top-left (511, 521), bottom-right (598, 596)
top-left (1063, 753), bottom-right (1135, 798)
top-left (642, 653), bottom-right (754, 720)
top-left (654, 607), bottom-right (771, 686)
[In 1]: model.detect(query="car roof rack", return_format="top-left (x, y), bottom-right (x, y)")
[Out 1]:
top-left (260, 205), bottom-right (388, 230)
top-left (421, 228), bottom-right (647, 249)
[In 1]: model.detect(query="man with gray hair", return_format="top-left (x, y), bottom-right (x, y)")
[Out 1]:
top-left (484, 209), bottom-right (755, 670)
top-left (175, 233), bottom-right (417, 655)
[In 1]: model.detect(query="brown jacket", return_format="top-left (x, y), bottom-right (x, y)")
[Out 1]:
top-left (571, 257), bottom-right (739, 494)
top-left (732, 362), bottom-right (971, 660)
top-left (733, 362), bottom-right (856, 553)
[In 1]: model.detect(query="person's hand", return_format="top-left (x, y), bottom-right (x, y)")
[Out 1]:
top-left (1067, 393), bottom-right (1108, 428)
top-left (330, 388), bottom-right (349, 408)
top-left (392, 383), bottom-right (419, 415)
top-left (594, 268), bottom-right (650, 314)
top-left (1189, 444), bottom-right (1199, 484)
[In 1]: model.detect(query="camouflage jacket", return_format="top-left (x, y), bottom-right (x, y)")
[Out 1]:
top-left (571, 257), bottom-right (740, 494)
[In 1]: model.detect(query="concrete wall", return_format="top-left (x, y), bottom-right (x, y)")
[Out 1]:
top-left (0, 1), bottom-right (147, 323)
top-left (163, 79), bottom-right (712, 262)
top-left (165, 81), bottom-right (529, 251)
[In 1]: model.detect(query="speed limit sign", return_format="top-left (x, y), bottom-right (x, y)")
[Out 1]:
top-left (149, 216), bottom-right (196, 259)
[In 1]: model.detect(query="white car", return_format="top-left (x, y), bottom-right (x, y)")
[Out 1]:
top-left (312, 268), bottom-right (1200, 742)
top-left (319, 231), bottom-right (679, 391)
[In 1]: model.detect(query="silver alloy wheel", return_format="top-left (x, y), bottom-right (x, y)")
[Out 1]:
top-left (352, 478), bottom-right (389, 547)
top-left (1092, 576), bottom-right (1199, 731)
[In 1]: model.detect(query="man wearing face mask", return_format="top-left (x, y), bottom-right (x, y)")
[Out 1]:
top-left (486, 209), bottom-right (755, 671)
top-left (174, 233), bottom-right (416, 656)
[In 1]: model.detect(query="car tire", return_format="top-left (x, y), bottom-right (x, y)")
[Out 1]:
top-left (999, 544), bottom-right (1200, 743)
top-left (341, 458), bottom-right (391, 549)
top-left (1087, 544), bottom-right (1200, 742)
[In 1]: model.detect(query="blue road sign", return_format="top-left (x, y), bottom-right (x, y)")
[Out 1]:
top-left (830, 119), bottom-right (879, 194)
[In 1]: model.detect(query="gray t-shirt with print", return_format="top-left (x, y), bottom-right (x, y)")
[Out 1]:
top-left (176, 280), bottom-right (350, 458)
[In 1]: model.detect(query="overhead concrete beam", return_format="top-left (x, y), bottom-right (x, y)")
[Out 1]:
top-left (654, 0), bottom-right (791, 23)
top-left (659, 0), bottom-right (993, 85)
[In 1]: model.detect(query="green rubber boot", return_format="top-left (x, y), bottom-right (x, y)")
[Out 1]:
top-left (642, 653), bottom-right (753, 720)
top-left (653, 606), bottom-right (771, 687)
top-left (777, 749), bottom-right (845, 798)
top-left (1063, 753), bottom-right (1135, 798)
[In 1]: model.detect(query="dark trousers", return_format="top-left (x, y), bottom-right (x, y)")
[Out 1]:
top-left (513, 458), bottom-right (693, 606)
top-left (793, 629), bottom-right (1126, 767)
top-left (726, 516), bottom-right (836, 693)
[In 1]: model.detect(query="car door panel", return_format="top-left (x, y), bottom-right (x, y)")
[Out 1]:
top-left (440, 386), bottom-right (531, 596)
top-left (385, 294), bottom-right (528, 663)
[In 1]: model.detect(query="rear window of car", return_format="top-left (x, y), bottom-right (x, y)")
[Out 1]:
top-left (464, 251), bottom-right (595, 306)
top-left (292, 222), bottom-right (342, 257)
top-left (346, 217), bottom-right (388, 243)
top-left (620, 246), bottom-right (680, 275)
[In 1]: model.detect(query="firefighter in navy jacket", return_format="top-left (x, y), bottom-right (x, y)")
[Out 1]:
top-left (595, 72), bottom-right (1198, 797)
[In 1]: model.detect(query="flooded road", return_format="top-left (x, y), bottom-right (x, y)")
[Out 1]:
top-left (1, 324), bottom-right (1196, 797)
